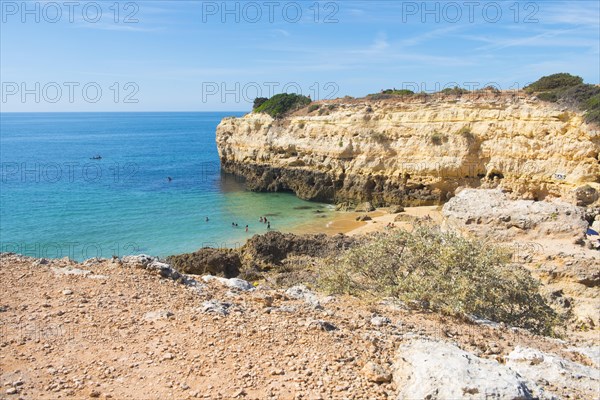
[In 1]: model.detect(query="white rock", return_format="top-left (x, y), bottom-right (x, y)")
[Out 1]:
top-left (201, 275), bottom-right (254, 291)
top-left (370, 316), bottom-right (391, 327)
top-left (361, 361), bottom-right (392, 382)
top-left (393, 338), bottom-right (545, 400)
top-left (285, 285), bottom-right (322, 308)
top-left (143, 310), bottom-right (174, 321)
top-left (121, 254), bottom-right (155, 267)
top-left (442, 189), bottom-right (588, 242)
top-left (51, 267), bottom-right (91, 276)
top-left (567, 346), bottom-right (600, 368)
top-left (201, 300), bottom-right (232, 316)
top-left (506, 346), bottom-right (600, 399)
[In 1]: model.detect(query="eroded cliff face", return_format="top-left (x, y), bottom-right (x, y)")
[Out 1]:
top-left (216, 93), bottom-right (600, 206)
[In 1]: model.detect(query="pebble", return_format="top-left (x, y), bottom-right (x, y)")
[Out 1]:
top-left (361, 361), bottom-right (392, 383)
top-left (370, 316), bottom-right (391, 327)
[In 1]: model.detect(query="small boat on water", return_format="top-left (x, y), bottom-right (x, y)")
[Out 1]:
top-left (90, 155), bottom-right (102, 160)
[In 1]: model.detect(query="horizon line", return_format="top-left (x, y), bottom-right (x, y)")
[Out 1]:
top-left (0, 110), bottom-right (251, 114)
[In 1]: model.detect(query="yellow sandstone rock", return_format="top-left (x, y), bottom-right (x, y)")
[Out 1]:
top-left (217, 93), bottom-right (599, 206)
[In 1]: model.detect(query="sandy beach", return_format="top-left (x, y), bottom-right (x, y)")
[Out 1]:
top-left (288, 206), bottom-right (444, 237)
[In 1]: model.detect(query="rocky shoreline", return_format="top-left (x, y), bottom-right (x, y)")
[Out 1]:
top-left (220, 160), bottom-right (450, 206)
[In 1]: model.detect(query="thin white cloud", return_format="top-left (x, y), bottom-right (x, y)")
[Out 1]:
top-left (399, 25), bottom-right (464, 47)
top-left (271, 29), bottom-right (291, 37)
top-left (76, 22), bottom-right (163, 32)
top-left (371, 32), bottom-right (390, 52)
top-left (348, 9), bottom-right (365, 16)
top-left (541, 2), bottom-right (600, 27)
top-left (474, 27), bottom-right (598, 51)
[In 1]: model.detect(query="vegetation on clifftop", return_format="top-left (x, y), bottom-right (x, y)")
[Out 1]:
top-left (319, 225), bottom-right (561, 336)
top-left (367, 89), bottom-right (415, 99)
top-left (525, 73), bottom-right (600, 124)
top-left (253, 93), bottom-right (312, 119)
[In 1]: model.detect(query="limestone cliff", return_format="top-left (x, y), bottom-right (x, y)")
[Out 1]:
top-left (216, 93), bottom-right (600, 207)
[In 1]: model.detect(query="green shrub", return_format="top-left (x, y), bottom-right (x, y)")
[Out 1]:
top-left (367, 93), bottom-right (395, 100)
top-left (440, 86), bottom-right (469, 95)
top-left (318, 225), bottom-right (561, 336)
top-left (524, 73), bottom-right (583, 93)
top-left (526, 75), bottom-right (600, 125)
top-left (254, 93), bottom-right (312, 119)
top-left (560, 84), bottom-right (600, 106)
top-left (584, 93), bottom-right (600, 109)
top-left (368, 89), bottom-right (414, 97)
top-left (308, 104), bottom-right (320, 113)
top-left (253, 97), bottom-right (268, 109)
top-left (536, 91), bottom-right (559, 102)
top-left (430, 132), bottom-right (446, 145)
top-left (382, 89), bottom-right (414, 96)
top-left (482, 85), bottom-right (501, 93)
top-left (585, 107), bottom-right (600, 125)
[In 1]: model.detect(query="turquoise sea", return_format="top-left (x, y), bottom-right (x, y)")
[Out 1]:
top-left (0, 112), bottom-right (334, 261)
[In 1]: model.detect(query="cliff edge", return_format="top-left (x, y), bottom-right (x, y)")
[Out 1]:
top-left (216, 92), bottom-right (600, 207)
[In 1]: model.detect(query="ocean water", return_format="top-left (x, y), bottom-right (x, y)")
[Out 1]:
top-left (0, 112), bottom-right (334, 261)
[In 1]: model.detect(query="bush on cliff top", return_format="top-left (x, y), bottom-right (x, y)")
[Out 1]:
top-left (319, 225), bottom-right (561, 336)
top-left (253, 97), bottom-right (268, 110)
top-left (439, 86), bottom-right (470, 95)
top-left (524, 73), bottom-right (599, 125)
top-left (253, 93), bottom-right (312, 119)
top-left (524, 73), bottom-right (584, 93)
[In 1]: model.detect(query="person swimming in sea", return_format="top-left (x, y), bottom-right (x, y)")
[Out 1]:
top-left (245, 225), bottom-right (248, 232)
top-left (267, 222), bottom-right (271, 229)
top-left (205, 217), bottom-right (209, 222)
top-left (167, 176), bottom-right (172, 182)
top-left (259, 216), bottom-right (264, 223)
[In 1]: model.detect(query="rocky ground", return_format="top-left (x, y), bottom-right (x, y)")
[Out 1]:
top-left (1, 252), bottom-right (598, 399)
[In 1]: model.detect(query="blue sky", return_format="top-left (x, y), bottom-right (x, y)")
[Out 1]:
top-left (1, 0), bottom-right (599, 111)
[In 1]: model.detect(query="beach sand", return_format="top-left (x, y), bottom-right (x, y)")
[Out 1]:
top-left (287, 206), bottom-right (444, 237)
